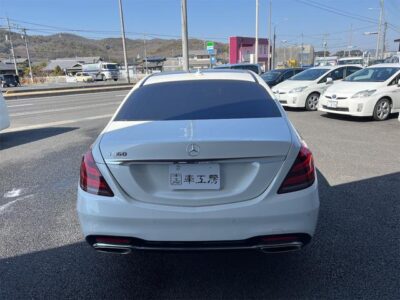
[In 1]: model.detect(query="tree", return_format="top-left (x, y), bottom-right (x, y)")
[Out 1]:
top-left (51, 65), bottom-right (64, 76)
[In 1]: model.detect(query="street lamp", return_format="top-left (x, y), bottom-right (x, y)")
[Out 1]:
top-left (281, 40), bottom-right (288, 66)
top-left (272, 18), bottom-right (288, 68)
top-left (367, 1), bottom-right (384, 60)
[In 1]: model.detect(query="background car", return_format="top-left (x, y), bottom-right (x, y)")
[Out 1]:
top-left (0, 74), bottom-right (18, 87)
top-left (319, 64), bottom-right (400, 121)
top-left (261, 68), bottom-right (306, 87)
top-left (0, 93), bottom-right (10, 131)
top-left (75, 72), bottom-right (94, 82)
top-left (77, 70), bottom-right (319, 254)
top-left (272, 65), bottom-right (362, 110)
top-left (214, 63), bottom-right (263, 75)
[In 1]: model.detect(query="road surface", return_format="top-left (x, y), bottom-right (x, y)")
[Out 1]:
top-left (0, 91), bottom-right (399, 299)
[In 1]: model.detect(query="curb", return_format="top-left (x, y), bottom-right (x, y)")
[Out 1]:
top-left (4, 85), bottom-right (133, 100)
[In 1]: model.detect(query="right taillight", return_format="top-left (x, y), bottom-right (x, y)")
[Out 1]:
top-left (278, 144), bottom-right (315, 194)
top-left (80, 150), bottom-right (114, 197)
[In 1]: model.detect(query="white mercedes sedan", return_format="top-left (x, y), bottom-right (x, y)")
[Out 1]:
top-left (0, 93), bottom-right (10, 131)
top-left (319, 64), bottom-right (400, 121)
top-left (77, 70), bottom-right (319, 254)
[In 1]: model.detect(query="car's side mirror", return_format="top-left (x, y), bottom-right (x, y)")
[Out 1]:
top-left (326, 77), bottom-right (333, 84)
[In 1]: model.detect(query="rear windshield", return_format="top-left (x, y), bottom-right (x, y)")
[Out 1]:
top-left (115, 80), bottom-right (281, 121)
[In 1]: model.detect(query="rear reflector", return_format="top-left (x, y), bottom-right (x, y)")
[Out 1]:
top-left (80, 150), bottom-right (114, 197)
top-left (278, 144), bottom-right (315, 194)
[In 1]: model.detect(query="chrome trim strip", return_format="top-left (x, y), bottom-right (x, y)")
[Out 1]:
top-left (92, 241), bottom-right (303, 252)
top-left (105, 156), bottom-right (286, 165)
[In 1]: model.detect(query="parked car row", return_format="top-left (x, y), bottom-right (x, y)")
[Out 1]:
top-left (269, 64), bottom-right (400, 121)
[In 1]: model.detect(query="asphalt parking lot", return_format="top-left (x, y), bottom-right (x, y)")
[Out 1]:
top-left (0, 91), bottom-right (399, 299)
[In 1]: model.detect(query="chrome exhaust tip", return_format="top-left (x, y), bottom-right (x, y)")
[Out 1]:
top-left (259, 242), bottom-right (303, 254)
top-left (93, 243), bottom-right (132, 255)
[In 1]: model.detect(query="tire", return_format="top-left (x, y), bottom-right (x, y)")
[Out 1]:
top-left (113, 79), bottom-right (118, 81)
top-left (305, 93), bottom-right (320, 111)
top-left (373, 98), bottom-right (391, 121)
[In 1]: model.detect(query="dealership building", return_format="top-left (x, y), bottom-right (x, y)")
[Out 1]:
top-left (229, 36), bottom-right (269, 70)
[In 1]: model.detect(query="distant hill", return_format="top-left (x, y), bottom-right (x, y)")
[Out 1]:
top-left (0, 30), bottom-right (228, 63)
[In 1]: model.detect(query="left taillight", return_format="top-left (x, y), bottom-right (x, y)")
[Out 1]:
top-left (278, 144), bottom-right (315, 194)
top-left (80, 150), bottom-right (114, 197)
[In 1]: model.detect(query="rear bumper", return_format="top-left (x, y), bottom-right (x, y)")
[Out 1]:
top-left (87, 233), bottom-right (311, 254)
top-left (77, 180), bottom-right (319, 244)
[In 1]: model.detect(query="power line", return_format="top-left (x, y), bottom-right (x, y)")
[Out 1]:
top-left (296, 0), bottom-right (400, 34)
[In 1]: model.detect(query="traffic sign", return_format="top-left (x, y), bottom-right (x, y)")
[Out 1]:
top-left (206, 41), bottom-right (214, 51)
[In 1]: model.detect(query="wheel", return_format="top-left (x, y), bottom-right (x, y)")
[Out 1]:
top-left (373, 98), bottom-right (391, 121)
top-left (113, 78), bottom-right (118, 81)
top-left (305, 93), bottom-right (320, 111)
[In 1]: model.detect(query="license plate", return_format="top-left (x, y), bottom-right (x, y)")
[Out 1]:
top-left (327, 100), bottom-right (338, 108)
top-left (169, 164), bottom-right (220, 190)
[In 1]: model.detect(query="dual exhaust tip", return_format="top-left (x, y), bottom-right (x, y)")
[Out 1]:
top-left (90, 235), bottom-right (307, 255)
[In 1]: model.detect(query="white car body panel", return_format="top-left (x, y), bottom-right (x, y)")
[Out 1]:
top-left (0, 93), bottom-right (10, 131)
top-left (319, 64), bottom-right (400, 117)
top-left (77, 70), bottom-right (319, 247)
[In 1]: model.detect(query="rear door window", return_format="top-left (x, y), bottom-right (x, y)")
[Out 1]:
top-left (115, 80), bottom-right (281, 121)
top-left (345, 66), bottom-right (362, 77)
top-left (329, 67), bottom-right (345, 80)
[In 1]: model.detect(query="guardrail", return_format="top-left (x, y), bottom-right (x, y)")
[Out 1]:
top-left (4, 83), bottom-right (135, 100)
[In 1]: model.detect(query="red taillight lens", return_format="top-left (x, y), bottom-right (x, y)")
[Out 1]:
top-left (278, 145), bottom-right (315, 194)
top-left (80, 150), bottom-right (114, 197)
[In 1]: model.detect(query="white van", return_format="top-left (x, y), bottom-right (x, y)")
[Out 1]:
top-left (82, 62), bottom-right (119, 81)
top-left (338, 57), bottom-right (365, 67)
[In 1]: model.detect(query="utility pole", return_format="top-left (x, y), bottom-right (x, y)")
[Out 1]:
top-left (6, 18), bottom-right (18, 76)
top-left (118, 0), bottom-right (130, 83)
top-left (255, 0), bottom-right (259, 64)
top-left (272, 26), bottom-right (276, 69)
top-left (323, 33), bottom-right (328, 58)
top-left (375, 0), bottom-right (384, 60)
top-left (21, 28), bottom-right (33, 83)
top-left (268, 0), bottom-right (272, 70)
top-left (143, 35), bottom-right (148, 74)
top-left (300, 33), bottom-right (304, 67)
top-left (382, 22), bottom-right (387, 58)
top-left (348, 24), bottom-right (353, 57)
top-left (181, 0), bottom-right (189, 71)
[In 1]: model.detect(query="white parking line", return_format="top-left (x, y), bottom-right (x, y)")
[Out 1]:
top-left (0, 194), bottom-right (34, 214)
top-left (3, 114), bottom-right (113, 133)
top-left (10, 101), bottom-right (120, 117)
top-left (7, 104), bottom-right (33, 108)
